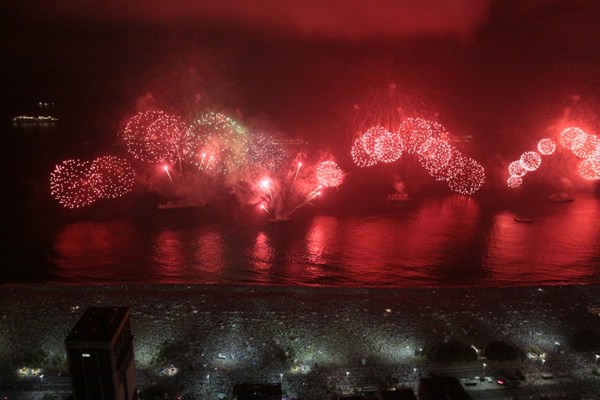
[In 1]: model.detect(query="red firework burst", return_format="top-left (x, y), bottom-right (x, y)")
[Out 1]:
top-left (418, 137), bottom-right (454, 177)
top-left (183, 112), bottom-right (247, 173)
top-left (508, 160), bottom-right (527, 177)
top-left (50, 159), bottom-right (97, 209)
top-left (374, 130), bottom-right (404, 163)
top-left (122, 110), bottom-right (185, 163)
top-left (519, 151), bottom-right (542, 171)
top-left (578, 157), bottom-right (600, 180)
top-left (398, 118), bottom-right (449, 154)
top-left (446, 156), bottom-right (486, 195)
top-left (537, 138), bottom-right (556, 155)
top-left (316, 161), bottom-right (344, 187)
top-left (351, 136), bottom-right (378, 167)
top-left (89, 156), bottom-right (136, 199)
top-left (571, 133), bottom-right (600, 159)
top-left (360, 126), bottom-right (388, 155)
top-left (507, 175), bottom-right (523, 189)
top-left (435, 148), bottom-right (465, 182)
top-left (559, 127), bottom-right (587, 151)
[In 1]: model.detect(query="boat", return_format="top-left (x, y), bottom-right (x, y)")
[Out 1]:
top-left (513, 217), bottom-right (533, 224)
top-left (548, 193), bottom-right (574, 203)
top-left (157, 201), bottom-right (204, 210)
top-left (387, 192), bottom-right (410, 202)
top-left (12, 115), bottom-right (59, 124)
top-left (12, 101), bottom-right (59, 125)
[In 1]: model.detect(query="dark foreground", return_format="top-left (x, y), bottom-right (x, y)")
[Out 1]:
top-left (1, 284), bottom-right (600, 399)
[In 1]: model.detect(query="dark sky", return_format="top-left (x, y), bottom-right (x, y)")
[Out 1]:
top-left (2, 0), bottom-right (600, 155)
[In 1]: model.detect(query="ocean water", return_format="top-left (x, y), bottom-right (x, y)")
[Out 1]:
top-left (2, 122), bottom-right (600, 288)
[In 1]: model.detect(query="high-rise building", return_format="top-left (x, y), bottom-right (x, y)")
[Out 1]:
top-left (65, 307), bottom-right (138, 400)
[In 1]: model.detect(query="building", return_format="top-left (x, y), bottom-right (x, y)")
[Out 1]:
top-left (379, 388), bottom-right (417, 400)
top-left (65, 307), bottom-right (138, 400)
top-left (418, 376), bottom-right (472, 400)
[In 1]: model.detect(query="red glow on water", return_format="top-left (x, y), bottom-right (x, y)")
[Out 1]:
top-left (53, 221), bottom-right (139, 276)
top-left (483, 199), bottom-right (600, 284)
top-left (250, 232), bottom-right (274, 272)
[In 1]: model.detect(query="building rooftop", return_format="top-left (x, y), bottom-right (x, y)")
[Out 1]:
top-left (380, 388), bottom-right (417, 400)
top-left (66, 307), bottom-right (130, 343)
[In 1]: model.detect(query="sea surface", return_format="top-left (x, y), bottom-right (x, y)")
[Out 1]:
top-left (2, 122), bottom-right (600, 288)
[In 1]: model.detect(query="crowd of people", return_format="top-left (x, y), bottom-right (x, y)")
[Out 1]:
top-left (1, 284), bottom-right (600, 399)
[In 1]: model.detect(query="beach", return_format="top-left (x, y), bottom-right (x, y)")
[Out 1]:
top-left (1, 284), bottom-right (600, 399)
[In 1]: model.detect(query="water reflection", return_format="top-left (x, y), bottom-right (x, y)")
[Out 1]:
top-left (282, 195), bottom-right (481, 286)
top-left (153, 230), bottom-right (184, 280)
top-left (191, 227), bottom-right (225, 281)
top-left (483, 196), bottom-right (600, 285)
top-left (48, 194), bottom-right (600, 287)
top-left (53, 220), bottom-right (140, 282)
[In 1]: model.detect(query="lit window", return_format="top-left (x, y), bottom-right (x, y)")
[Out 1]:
top-left (82, 353), bottom-right (91, 358)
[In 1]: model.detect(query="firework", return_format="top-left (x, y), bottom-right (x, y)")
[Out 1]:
top-left (508, 160), bottom-right (527, 177)
top-left (507, 175), bottom-right (523, 188)
top-left (418, 137), bottom-right (454, 178)
top-left (316, 161), bottom-right (344, 187)
top-left (559, 127), bottom-right (587, 151)
top-left (50, 159), bottom-right (97, 209)
top-left (571, 133), bottom-right (600, 159)
top-left (351, 136), bottom-right (378, 167)
top-left (89, 156), bottom-right (135, 199)
top-left (578, 157), bottom-right (600, 180)
top-left (537, 138), bottom-right (556, 155)
top-left (446, 156), bottom-right (486, 195)
top-left (434, 148), bottom-right (465, 182)
top-left (519, 151), bottom-right (542, 171)
top-left (162, 165), bottom-right (173, 183)
top-left (374, 130), bottom-right (404, 163)
top-left (293, 162), bottom-right (302, 184)
top-left (398, 118), bottom-right (449, 154)
top-left (360, 126), bottom-right (389, 155)
top-left (259, 177), bottom-right (272, 191)
top-left (246, 130), bottom-right (287, 172)
top-left (183, 112), bottom-right (247, 173)
top-left (122, 110), bottom-right (185, 163)
top-left (260, 203), bottom-right (272, 215)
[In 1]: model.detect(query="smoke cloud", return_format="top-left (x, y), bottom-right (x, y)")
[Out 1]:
top-left (43, 0), bottom-right (491, 39)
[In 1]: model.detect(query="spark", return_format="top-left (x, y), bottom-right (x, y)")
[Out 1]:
top-left (163, 165), bottom-right (173, 183)
top-left (293, 162), bottom-right (302, 184)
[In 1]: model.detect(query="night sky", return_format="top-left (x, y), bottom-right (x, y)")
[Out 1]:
top-left (2, 0), bottom-right (600, 159)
